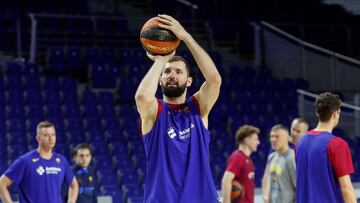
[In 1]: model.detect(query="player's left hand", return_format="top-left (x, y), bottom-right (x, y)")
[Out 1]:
top-left (156, 14), bottom-right (190, 41)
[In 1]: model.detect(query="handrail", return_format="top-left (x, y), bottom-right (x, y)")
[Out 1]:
top-left (29, 13), bottom-right (37, 63)
top-left (297, 89), bottom-right (360, 111)
top-left (28, 13), bottom-right (213, 63)
top-left (30, 13), bottom-right (128, 20)
top-left (261, 21), bottom-right (360, 67)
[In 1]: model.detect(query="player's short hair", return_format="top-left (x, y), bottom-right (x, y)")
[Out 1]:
top-left (168, 55), bottom-right (191, 76)
top-left (271, 124), bottom-right (289, 134)
top-left (293, 117), bottom-right (309, 127)
top-left (72, 143), bottom-right (93, 158)
top-left (36, 121), bottom-right (55, 134)
top-left (315, 92), bottom-right (342, 122)
top-left (235, 125), bottom-right (260, 143)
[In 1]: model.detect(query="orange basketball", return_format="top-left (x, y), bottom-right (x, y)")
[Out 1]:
top-left (231, 180), bottom-right (244, 203)
top-left (140, 17), bottom-right (180, 55)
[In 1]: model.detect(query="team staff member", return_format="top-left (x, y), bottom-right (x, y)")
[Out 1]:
top-left (0, 121), bottom-right (78, 203)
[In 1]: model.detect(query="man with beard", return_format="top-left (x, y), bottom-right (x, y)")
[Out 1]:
top-left (135, 14), bottom-right (221, 203)
top-left (296, 92), bottom-right (356, 203)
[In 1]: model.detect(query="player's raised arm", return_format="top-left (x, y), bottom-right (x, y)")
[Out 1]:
top-left (135, 52), bottom-right (175, 134)
top-left (157, 14), bottom-right (222, 119)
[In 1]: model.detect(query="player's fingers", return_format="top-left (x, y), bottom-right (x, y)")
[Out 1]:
top-left (158, 23), bottom-right (172, 31)
top-left (158, 14), bottom-right (177, 23)
top-left (157, 17), bottom-right (172, 25)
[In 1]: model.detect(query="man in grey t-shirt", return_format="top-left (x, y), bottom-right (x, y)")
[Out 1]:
top-left (262, 124), bottom-right (296, 203)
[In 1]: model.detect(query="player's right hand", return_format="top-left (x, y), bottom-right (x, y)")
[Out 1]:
top-left (146, 51), bottom-right (175, 62)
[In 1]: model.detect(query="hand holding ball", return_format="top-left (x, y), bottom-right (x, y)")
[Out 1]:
top-left (140, 17), bottom-right (180, 55)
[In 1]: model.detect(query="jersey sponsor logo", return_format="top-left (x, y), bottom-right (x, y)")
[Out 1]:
top-left (36, 166), bottom-right (45, 175)
top-left (167, 127), bottom-right (177, 138)
top-left (36, 166), bottom-right (62, 175)
top-left (179, 123), bottom-right (194, 139)
top-left (248, 172), bottom-right (255, 180)
top-left (45, 167), bottom-right (62, 174)
top-left (32, 158), bottom-right (39, 163)
top-left (167, 123), bottom-right (195, 139)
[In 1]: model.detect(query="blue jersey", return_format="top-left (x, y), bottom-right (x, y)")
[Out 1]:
top-left (5, 149), bottom-right (74, 203)
top-left (296, 131), bottom-right (345, 203)
top-left (73, 165), bottom-right (97, 203)
top-left (142, 97), bottom-right (218, 203)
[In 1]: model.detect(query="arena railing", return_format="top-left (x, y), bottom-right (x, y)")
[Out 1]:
top-left (254, 21), bottom-right (360, 95)
top-left (28, 13), bottom-right (130, 63)
top-left (28, 13), bottom-right (214, 64)
top-left (0, 14), bottom-right (23, 58)
top-left (297, 89), bottom-right (360, 137)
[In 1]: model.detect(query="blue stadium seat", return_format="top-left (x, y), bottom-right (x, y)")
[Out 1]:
top-left (100, 106), bottom-right (118, 120)
top-left (23, 63), bottom-right (39, 76)
top-left (113, 155), bottom-right (133, 170)
top-left (82, 108), bottom-right (100, 120)
top-left (7, 118), bottom-right (26, 133)
top-left (122, 184), bottom-right (143, 203)
top-left (24, 75), bottom-right (41, 91)
top-left (81, 91), bottom-right (98, 107)
top-left (7, 133), bottom-right (27, 146)
top-left (67, 130), bottom-right (86, 143)
top-left (6, 62), bottom-right (23, 75)
top-left (99, 184), bottom-right (118, 198)
top-left (63, 105), bottom-right (81, 120)
top-left (131, 155), bottom-right (146, 171)
top-left (66, 47), bottom-right (81, 71)
top-left (99, 91), bottom-right (114, 106)
top-left (84, 118), bottom-right (103, 132)
top-left (108, 142), bottom-right (128, 156)
top-left (61, 76), bottom-right (77, 88)
top-left (94, 155), bottom-right (113, 171)
top-left (45, 105), bottom-right (62, 119)
top-left (65, 118), bottom-right (84, 131)
top-left (103, 119), bottom-right (121, 132)
top-left (106, 131), bottom-right (127, 143)
top-left (7, 90), bottom-right (25, 106)
top-left (89, 64), bottom-right (117, 89)
top-left (117, 169), bottom-right (138, 185)
top-left (25, 90), bottom-right (43, 106)
top-left (62, 92), bottom-right (79, 106)
top-left (47, 47), bottom-right (65, 72)
top-left (8, 145), bottom-right (27, 161)
top-left (84, 47), bottom-right (100, 65)
top-left (90, 142), bottom-right (109, 156)
top-left (127, 142), bottom-right (145, 156)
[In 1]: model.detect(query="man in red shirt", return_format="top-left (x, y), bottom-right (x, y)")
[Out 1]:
top-left (221, 125), bottom-right (260, 203)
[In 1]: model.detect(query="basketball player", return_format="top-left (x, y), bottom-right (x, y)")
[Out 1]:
top-left (221, 125), bottom-right (260, 203)
top-left (135, 14), bottom-right (222, 203)
top-left (0, 121), bottom-right (78, 203)
top-left (72, 143), bottom-right (97, 203)
top-left (261, 124), bottom-right (296, 203)
top-left (289, 117), bottom-right (309, 145)
top-left (296, 92), bottom-right (356, 203)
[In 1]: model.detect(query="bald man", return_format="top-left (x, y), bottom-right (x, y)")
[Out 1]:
top-left (290, 118), bottom-right (309, 145)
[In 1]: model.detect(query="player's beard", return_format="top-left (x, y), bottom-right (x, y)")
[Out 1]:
top-left (162, 83), bottom-right (187, 98)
